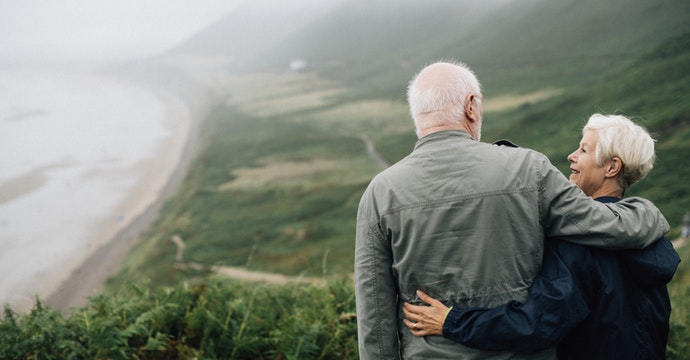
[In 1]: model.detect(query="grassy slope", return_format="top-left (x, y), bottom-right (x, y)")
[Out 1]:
top-left (210, 0), bottom-right (690, 97)
top-left (169, 0), bottom-right (690, 95)
top-left (108, 73), bottom-right (404, 286)
top-left (113, 0), bottom-right (690, 294)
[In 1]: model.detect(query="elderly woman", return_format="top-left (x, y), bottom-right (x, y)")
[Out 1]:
top-left (402, 114), bottom-right (680, 359)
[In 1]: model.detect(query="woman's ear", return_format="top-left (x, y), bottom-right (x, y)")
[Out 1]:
top-left (606, 157), bottom-right (623, 178)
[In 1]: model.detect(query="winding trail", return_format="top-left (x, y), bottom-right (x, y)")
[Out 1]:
top-left (170, 234), bottom-right (324, 285)
top-left (359, 133), bottom-right (390, 170)
top-left (166, 135), bottom-right (390, 285)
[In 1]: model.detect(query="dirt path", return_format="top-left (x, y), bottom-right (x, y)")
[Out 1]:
top-left (169, 133), bottom-right (387, 285)
top-left (359, 133), bottom-right (390, 170)
top-left (170, 234), bottom-right (324, 285)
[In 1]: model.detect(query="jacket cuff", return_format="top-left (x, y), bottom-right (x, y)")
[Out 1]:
top-left (442, 306), bottom-right (463, 337)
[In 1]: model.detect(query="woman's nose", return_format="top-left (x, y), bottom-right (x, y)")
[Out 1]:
top-left (567, 151), bottom-right (576, 163)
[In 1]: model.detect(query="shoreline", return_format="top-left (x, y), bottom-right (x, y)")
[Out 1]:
top-left (0, 56), bottom-right (230, 313)
top-left (44, 78), bottom-right (211, 311)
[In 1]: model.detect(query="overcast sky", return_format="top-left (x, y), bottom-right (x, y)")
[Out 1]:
top-left (0, 0), bottom-right (243, 62)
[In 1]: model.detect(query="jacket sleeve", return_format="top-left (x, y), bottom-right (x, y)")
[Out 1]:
top-left (535, 153), bottom-right (669, 249)
top-left (442, 240), bottom-right (591, 353)
top-left (354, 186), bottom-right (399, 359)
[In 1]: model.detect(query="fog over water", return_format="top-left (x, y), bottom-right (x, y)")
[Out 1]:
top-left (0, 0), bottom-right (244, 62)
top-left (0, 0), bottom-right (243, 311)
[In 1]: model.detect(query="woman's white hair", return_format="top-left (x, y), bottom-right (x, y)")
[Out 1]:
top-left (407, 61), bottom-right (482, 137)
top-left (584, 113), bottom-right (656, 190)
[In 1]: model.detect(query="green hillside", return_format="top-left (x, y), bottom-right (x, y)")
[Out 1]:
top-left (174, 0), bottom-right (690, 96)
top-left (119, 29), bottom-right (690, 283)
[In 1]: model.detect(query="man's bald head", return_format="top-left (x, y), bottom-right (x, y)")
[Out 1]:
top-left (407, 61), bottom-right (483, 139)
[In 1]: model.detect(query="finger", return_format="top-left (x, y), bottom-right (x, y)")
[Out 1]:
top-left (404, 302), bottom-right (425, 312)
top-left (415, 329), bottom-right (432, 337)
top-left (403, 318), bottom-right (421, 333)
top-left (402, 304), bottom-right (414, 318)
top-left (416, 290), bottom-right (434, 304)
top-left (403, 311), bottom-right (420, 325)
top-left (417, 290), bottom-right (442, 307)
top-left (409, 325), bottom-right (425, 337)
top-left (403, 303), bottom-right (423, 317)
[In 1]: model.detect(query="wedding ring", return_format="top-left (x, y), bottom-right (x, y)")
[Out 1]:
top-left (413, 322), bottom-right (418, 330)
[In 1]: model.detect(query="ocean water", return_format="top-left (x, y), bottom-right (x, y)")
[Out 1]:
top-left (0, 68), bottom-right (180, 311)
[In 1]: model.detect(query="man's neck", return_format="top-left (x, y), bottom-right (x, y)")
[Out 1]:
top-left (419, 125), bottom-right (473, 139)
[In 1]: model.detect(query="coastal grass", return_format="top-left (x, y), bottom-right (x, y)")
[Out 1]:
top-left (1, 279), bottom-right (357, 359)
top-left (3, 251), bottom-right (688, 360)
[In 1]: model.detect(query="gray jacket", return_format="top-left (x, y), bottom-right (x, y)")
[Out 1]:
top-left (354, 130), bottom-right (669, 359)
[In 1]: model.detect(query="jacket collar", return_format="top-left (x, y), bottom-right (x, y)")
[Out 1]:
top-left (594, 196), bottom-right (621, 204)
top-left (414, 130), bottom-right (474, 151)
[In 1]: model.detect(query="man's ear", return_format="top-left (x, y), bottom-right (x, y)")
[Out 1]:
top-left (606, 157), bottom-right (623, 178)
top-left (465, 94), bottom-right (479, 123)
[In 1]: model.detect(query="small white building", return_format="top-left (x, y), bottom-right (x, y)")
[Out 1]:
top-left (289, 59), bottom-right (309, 72)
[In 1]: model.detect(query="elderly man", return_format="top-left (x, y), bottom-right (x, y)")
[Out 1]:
top-left (354, 61), bottom-right (670, 359)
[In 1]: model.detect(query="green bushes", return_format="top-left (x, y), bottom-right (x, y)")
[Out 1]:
top-left (1, 279), bottom-right (357, 359)
top-left (667, 242), bottom-right (690, 360)
top-left (5, 272), bottom-right (689, 359)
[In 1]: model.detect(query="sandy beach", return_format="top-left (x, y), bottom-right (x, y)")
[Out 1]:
top-left (0, 60), bottom-right (222, 313)
top-left (0, 55), bottom-right (236, 313)
top-left (43, 87), bottom-right (202, 311)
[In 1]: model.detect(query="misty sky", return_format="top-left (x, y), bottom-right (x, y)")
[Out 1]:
top-left (0, 0), bottom-right (243, 62)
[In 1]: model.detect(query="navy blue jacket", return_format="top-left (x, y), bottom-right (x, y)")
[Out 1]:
top-left (443, 197), bottom-right (680, 359)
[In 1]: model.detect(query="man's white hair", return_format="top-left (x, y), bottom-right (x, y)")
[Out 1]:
top-left (584, 113), bottom-right (656, 189)
top-left (407, 61), bottom-right (482, 137)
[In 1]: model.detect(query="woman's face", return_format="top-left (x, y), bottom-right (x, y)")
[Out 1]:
top-left (567, 129), bottom-right (609, 197)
